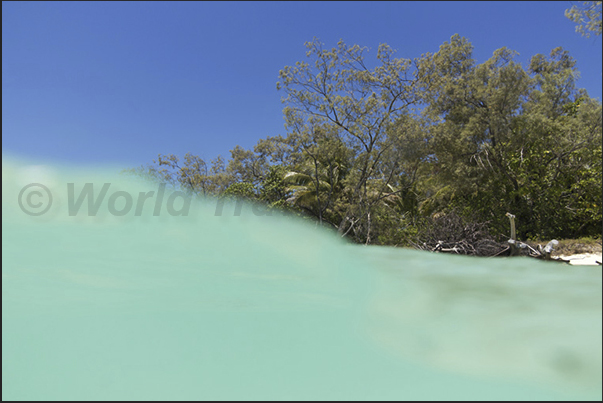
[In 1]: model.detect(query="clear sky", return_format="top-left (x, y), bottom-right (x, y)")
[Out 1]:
top-left (3, 1), bottom-right (602, 168)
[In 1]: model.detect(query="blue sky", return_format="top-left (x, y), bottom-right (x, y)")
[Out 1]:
top-left (3, 1), bottom-right (602, 168)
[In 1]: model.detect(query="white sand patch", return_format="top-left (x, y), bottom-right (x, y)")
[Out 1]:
top-left (557, 253), bottom-right (603, 266)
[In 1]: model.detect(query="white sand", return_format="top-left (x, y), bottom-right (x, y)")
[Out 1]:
top-left (556, 253), bottom-right (603, 266)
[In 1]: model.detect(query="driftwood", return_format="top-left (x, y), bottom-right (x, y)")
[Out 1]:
top-left (504, 213), bottom-right (569, 262)
top-left (412, 211), bottom-right (570, 263)
top-left (411, 212), bottom-right (507, 257)
top-left (507, 239), bottom-right (569, 262)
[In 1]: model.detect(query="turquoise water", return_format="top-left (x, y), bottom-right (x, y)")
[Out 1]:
top-left (2, 157), bottom-right (602, 400)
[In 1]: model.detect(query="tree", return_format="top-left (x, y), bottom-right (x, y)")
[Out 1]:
top-left (277, 38), bottom-right (424, 243)
top-left (520, 49), bottom-right (602, 237)
top-left (125, 153), bottom-right (235, 196)
top-left (226, 145), bottom-right (267, 188)
top-left (221, 182), bottom-right (256, 200)
top-left (419, 35), bottom-right (532, 231)
top-left (419, 37), bottom-right (602, 239)
top-left (281, 123), bottom-right (350, 227)
top-left (131, 35), bottom-right (601, 246)
top-left (259, 165), bottom-right (292, 210)
top-left (565, 1), bottom-right (602, 37)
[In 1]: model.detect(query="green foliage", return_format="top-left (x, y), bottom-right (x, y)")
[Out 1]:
top-left (418, 41), bottom-right (602, 240)
top-left (130, 36), bottom-right (602, 246)
top-left (565, 1), bottom-right (602, 37)
top-left (124, 153), bottom-right (234, 196)
top-left (277, 38), bottom-right (425, 242)
top-left (221, 182), bottom-right (256, 200)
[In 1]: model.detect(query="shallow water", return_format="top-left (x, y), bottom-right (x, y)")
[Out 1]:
top-left (2, 157), bottom-right (602, 400)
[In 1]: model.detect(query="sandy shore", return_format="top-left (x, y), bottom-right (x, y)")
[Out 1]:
top-left (556, 253), bottom-right (603, 266)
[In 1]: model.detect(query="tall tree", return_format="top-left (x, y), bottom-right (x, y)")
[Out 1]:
top-left (277, 38), bottom-right (423, 243)
top-left (419, 37), bottom-right (602, 239)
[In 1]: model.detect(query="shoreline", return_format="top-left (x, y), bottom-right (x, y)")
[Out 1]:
top-left (555, 253), bottom-right (603, 266)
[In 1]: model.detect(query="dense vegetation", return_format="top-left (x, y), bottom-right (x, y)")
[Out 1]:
top-left (129, 33), bottom-right (602, 248)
